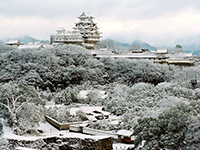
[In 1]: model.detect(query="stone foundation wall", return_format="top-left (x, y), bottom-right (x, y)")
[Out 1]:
top-left (6, 136), bottom-right (113, 150)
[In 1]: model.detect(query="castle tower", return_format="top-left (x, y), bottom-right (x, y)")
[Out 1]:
top-left (73, 12), bottom-right (102, 49)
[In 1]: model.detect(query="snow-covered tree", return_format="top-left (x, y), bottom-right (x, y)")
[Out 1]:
top-left (47, 106), bottom-right (84, 123)
top-left (184, 115), bottom-right (200, 149)
top-left (96, 39), bottom-right (116, 50)
top-left (101, 58), bottom-right (173, 85)
top-left (54, 89), bottom-right (72, 105)
top-left (134, 102), bottom-right (200, 150)
top-left (170, 44), bottom-right (184, 53)
top-left (129, 44), bottom-right (141, 51)
top-left (0, 81), bottom-right (46, 135)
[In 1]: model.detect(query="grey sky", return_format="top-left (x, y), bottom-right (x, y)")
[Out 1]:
top-left (1, 0), bottom-right (200, 47)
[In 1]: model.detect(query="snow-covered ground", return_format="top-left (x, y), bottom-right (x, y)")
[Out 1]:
top-left (2, 119), bottom-right (110, 142)
top-left (113, 143), bottom-right (134, 150)
top-left (2, 118), bottom-right (40, 141)
top-left (15, 147), bottom-right (37, 150)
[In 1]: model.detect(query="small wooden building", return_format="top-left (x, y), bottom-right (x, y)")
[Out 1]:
top-left (117, 129), bottom-right (136, 143)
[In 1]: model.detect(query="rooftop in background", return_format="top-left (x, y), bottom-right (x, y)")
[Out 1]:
top-left (6, 40), bottom-right (23, 46)
top-left (156, 49), bottom-right (168, 54)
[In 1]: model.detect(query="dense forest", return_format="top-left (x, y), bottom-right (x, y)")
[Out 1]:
top-left (0, 44), bottom-right (200, 149)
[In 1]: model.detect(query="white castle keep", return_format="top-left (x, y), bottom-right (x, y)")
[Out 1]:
top-left (51, 12), bottom-right (102, 49)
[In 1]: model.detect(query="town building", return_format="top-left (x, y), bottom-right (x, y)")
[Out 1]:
top-left (50, 12), bottom-right (102, 49)
top-left (6, 40), bottom-right (23, 46)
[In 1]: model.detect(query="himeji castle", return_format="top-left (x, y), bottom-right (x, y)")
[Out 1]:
top-left (51, 12), bottom-right (102, 49)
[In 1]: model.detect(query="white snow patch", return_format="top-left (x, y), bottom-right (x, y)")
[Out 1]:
top-left (70, 106), bottom-right (110, 121)
top-left (78, 90), bottom-right (108, 99)
top-left (110, 120), bottom-right (119, 125)
top-left (37, 122), bottom-right (59, 135)
top-left (80, 106), bottom-right (103, 114)
top-left (2, 119), bottom-right (111, 142)
top-left (70, 107), bottom-right (80, 116)
top-left (45, 103), bottom-right (63, 109)
top-left (2, 120), bottom-right (39, 141)
top-left (15, 147), bottom-right (37, 150)
top-left (113, 143), bottom-right (135, 150)
top-left (109, 115), bottom-right (121, 120)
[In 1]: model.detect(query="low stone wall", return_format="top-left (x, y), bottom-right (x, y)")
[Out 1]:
top-left (7, 136), bottom-right (113, 150)
top-left (45, 115), bottom-right (83, 130)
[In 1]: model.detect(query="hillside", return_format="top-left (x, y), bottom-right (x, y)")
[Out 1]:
top-left (0, 40), bottom-right (4, 45)
top-left (0, 44), bottom-right (200, 150)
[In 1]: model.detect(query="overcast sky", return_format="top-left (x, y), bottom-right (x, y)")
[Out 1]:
top-left (1, 0), bottom-right (200, 47)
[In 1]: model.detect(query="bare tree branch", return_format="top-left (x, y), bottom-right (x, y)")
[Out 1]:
top-left (0, 102), bottom-right (13, 116)
top-left (16, 97), bottom-right (32, 114)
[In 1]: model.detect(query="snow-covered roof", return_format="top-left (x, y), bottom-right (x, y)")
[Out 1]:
top-left (117, 130), bottom-right (134, 137)
top-left (157, 49), bottom-right (168, 53)
top-left (7, 40), bottom-right (22, 44)
top-left (113, 143), bottom-right (135, 150)
top-left (95, 54), bottom-right (159, 59)
top-left (168, 60), bottom-right (194, 64)
top-left (168, 52), bottom-right (193, 59)
top-left (18, 44), bottom-right (44, 49)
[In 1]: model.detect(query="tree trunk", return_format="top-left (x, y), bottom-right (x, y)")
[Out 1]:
top-left (11, 113), bottom-right (18, 134)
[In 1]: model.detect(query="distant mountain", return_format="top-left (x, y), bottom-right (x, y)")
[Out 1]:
top-left (115, 41), bottom-right (130, 48)
top-left (40, 40), bottom-right (50, 44)
top-left (115, 40), bottom-right (157, 51)
top-left (0, 40), bottom-right (4, 45)
top-left (184, 50), bottom-right (200, 56)
top-left (131, 40), bottom-right (157, 51)
top-left (4, 35), bottom-right (40, 44)
top-left (175, 36), bottom-right (200, 56)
